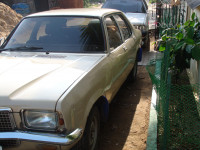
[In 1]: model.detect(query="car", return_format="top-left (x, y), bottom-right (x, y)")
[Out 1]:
top-left (0, 8), bottom-right (141, 150)
top-left (102, 0), bottom-right (149, 49)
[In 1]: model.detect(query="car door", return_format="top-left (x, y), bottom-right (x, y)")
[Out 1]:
top-left (113, 14), bottom-right (137, 76)
top-left (103, 14), bottom-right (134, 102)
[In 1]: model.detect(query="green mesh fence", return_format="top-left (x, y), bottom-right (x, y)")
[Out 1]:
top-left (146, 50), bottom-right (200, 149)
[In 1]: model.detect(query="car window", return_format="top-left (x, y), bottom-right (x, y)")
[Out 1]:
top-left (4, 17), bottom-right (105, 53)
top-left (104, 16), bottom-right (123, 50)
top-left (113, 14), bottom-right (132, 41)
top-left (8, 21), bottom-right (36, 45)
top-left (102, 1), bottom-right (146, 13)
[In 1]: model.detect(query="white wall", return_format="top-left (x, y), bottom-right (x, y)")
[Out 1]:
top-left (188, 6), bottom-right (200, 84)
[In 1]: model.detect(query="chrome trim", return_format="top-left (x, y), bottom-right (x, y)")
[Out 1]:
top-left (0, 107), bottom-right (12, 112)
top-left (0, 128), bottom-right (82, 145)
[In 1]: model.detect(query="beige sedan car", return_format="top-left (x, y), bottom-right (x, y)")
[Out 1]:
top-left (0, 8), bottom-right (141, 150)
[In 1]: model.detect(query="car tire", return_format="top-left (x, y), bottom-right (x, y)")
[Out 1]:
top-left (71, 106), bottom-right (100, 150)
top-left (128, 60), bottom-right (138, 82)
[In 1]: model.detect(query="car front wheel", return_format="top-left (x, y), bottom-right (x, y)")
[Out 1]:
top-left (72, 106), bottom-right (100, 150)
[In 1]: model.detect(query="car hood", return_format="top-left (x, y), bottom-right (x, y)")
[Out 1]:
top-left (125, 13), bottom-right (147, 26)
top-left (0, 52), bottom-right (104, 112)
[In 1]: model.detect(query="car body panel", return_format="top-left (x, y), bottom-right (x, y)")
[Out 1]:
top-left (0, 52), bottom-right (103, 112)
top-left (0, 8), bottom-right (142, 149)
top-left (27, 8), bottom-right (120, 18)
top-left (55, 36), bottom-right (139, 131)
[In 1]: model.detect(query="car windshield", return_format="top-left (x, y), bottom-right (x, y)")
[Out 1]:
top-left (3, 17), bottom-right (105, 53)
top-left (102, 1), bottom-right (146, 13)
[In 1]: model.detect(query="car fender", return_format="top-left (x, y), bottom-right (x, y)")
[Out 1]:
top-left (56, 55), bottom-right (111, 132)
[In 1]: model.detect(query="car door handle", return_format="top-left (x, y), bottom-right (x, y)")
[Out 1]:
top-left (123, 46), bottom-right (128, 51)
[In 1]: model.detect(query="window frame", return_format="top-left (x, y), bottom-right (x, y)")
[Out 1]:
top-left (113, 13), bottom-right (132, 41)
top-left (103, 14), bottom-right (123, 52)
top-left (102, 12), bottom-right (135, 53)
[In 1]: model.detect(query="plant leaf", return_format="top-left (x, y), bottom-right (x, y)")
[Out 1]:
top-left (196, 41), bottom-right (200, 45)
top-left (159, 44), bottom-right (166, 51)
top-left (169, 38), bottom-right (178, 46)
top-left (184, 20), bottom-right (190, 26)
top-left (187, 27), bottom-right (194, 38)
top-left (176, 32), bottom-right (183, 40)
top-left (152, 41), bottom-right (156, 45)
top-left (174, 41), bottom-right (185, 51)
top-left (186, 45), bottom-right (193, 53)
top-left (162, 35), bottom-right (167, 41)
top-left (190, 21), bottom-right (195, 27)
top-left (185, 38), bottom-right (195, 45)
top-left (191, 45), bottom-right (200, 60)
top-left (196, 17), bottom-right (199, 22)
top-left (192, 12), bottom-right (195, 21)
top-left (196, 30), bottom-right (200, 39)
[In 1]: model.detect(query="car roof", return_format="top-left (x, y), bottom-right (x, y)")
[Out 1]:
top-left (26, 8), bottom-right (121, 18)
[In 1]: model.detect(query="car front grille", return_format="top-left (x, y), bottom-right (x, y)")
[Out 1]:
top-left (0, 140), bottom-right (20, 147)
top-left (0, 108), bottom-right (19, 147)
top-left (0, 108), bottom-right (16, 132)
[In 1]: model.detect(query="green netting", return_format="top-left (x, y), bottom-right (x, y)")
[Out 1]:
top-left (146, 50), bottom-right (200, 149)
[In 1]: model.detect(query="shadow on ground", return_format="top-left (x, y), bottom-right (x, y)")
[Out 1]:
top-left (99, 66), bottom-right (152, 150)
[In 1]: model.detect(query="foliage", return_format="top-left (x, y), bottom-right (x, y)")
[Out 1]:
top-left (84, 0), bottom-right (90, 7)
top-left (159, 12), bottom-right (200, 75)
top-left (83, 0), bottom-right (105, 7)
top-left (149, 0), bottom-right (156, 4)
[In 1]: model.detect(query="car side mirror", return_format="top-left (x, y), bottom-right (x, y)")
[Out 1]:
top-left (0, 37), bottom-right (5, 47)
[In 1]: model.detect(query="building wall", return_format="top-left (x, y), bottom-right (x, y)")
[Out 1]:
top-left (188, 6), bottom-right (200, 84)
top-left (57, 0), bottom-right (83, 8)
top-left (48, 0), bottom-right (58, 9)
top-left (13, 0), bottom-right (83, 14)
top-left (13, 0), bottom-right (36, 13)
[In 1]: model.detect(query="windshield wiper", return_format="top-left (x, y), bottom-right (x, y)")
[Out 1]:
top-left (0, 46), bottom-right (43, 52)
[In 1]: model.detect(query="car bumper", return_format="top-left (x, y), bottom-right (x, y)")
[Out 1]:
top-left (0, 128), bottom-right (82, 150)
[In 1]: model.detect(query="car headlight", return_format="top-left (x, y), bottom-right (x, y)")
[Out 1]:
top-left (23, 110), bottom-right (58, 131)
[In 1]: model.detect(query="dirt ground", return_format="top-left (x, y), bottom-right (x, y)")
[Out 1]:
top-left (0, 2), bottom-right (22, 38)
top-left (99, 64), bottom-right (153, 150)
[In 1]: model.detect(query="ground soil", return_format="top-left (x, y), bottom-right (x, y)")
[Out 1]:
top-left (99, 65), bottom-right (152, 150)
top-left (0, 2), bottom-right (22, 38)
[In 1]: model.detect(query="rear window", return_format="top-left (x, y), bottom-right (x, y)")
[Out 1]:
top-left (102, 1), bottom-right (146, 13)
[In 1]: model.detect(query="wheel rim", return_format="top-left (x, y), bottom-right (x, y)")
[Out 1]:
top-left (89, 115), bottom-right (98, 150)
